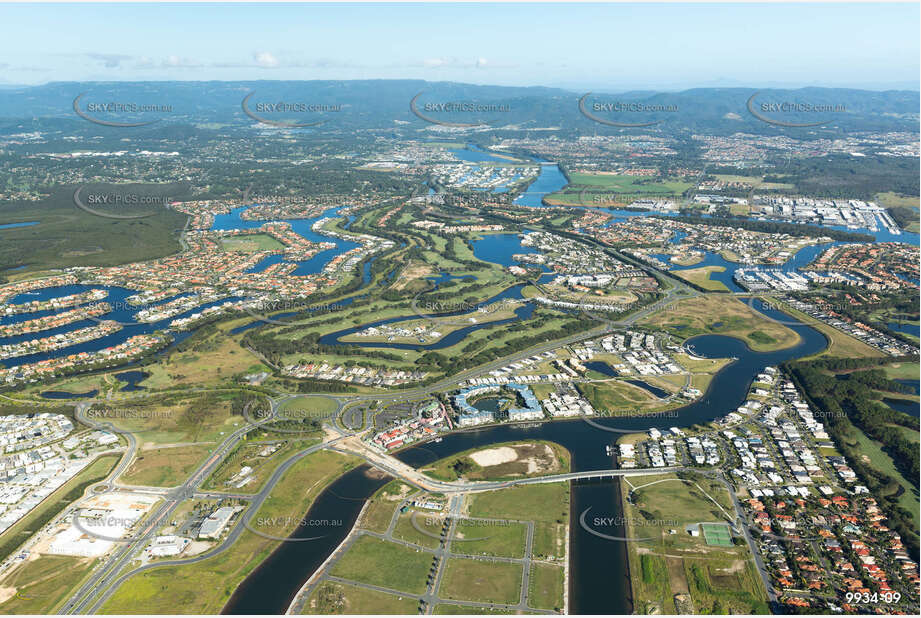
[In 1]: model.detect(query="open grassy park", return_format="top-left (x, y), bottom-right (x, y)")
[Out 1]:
top-left (141, 325), bottom-right (271, 390)
top-left (452, 520), bottom-right (528, 559)
top-left (358, 480), bottom-right (414, 534)
top-left (122, 443), bottom-right (215, 487)
top-left (528, 563), bottom-right (565, 611)
top-left (468, 482), bottom-right (569, 561)
top-left (320, 479), bottom-right (568, 613)
top-left (882, 361), bottom-right (921, 381)
top-left (671, 266), bottom-right (730, 292)
top-left (640, 294), bottom-right (801, 352)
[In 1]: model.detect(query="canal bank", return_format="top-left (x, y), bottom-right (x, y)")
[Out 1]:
top-left (222, 299), bottom-right (828, 614)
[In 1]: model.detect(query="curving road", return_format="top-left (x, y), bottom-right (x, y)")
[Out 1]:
top-left (52, 277), bottom-right (697, 613)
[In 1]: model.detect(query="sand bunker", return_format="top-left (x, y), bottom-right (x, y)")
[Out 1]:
top-left (469, 446), bottom-right (518, 467)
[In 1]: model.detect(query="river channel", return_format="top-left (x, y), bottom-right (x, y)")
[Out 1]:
top-left (223, 299), bottom-right (829, 614)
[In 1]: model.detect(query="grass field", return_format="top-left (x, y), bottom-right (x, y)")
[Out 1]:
top-left (621, 472), bottom-right (768, 614)
top-left (0, 455), bottom-right (118, 563)
top-left (881, 362), bottom-right (920, 381)
top-left (141, 329), bottom-right (269, 389)
top-left (332, 481), bottom-right (564, 610)
top-left (203, 438), bottom-right (321, 493)
top-left (438, 557), bottom-right (522, 605)
top-left (433, 604), bottom-right (515, 614)
top-left (278, 396), bottom-right (340, 419)
top-left (577, 380), bottom-right (661, 413)
top-left (640, 295), bottom-right (801, 352)
top-left (528, 563), bottom-right (564, 611)
top-left (672, 266), bottom-right (730, 292)
top-left (467, 483), bottom-right (568, 560)
top-left (100, 450), bottom-right (359, 614)
top-left (122, 444), bottom-right (214, 487)
top-left (544, 173), bottom-right (692, 208)
top-left (96, 395), bottom-right (242, 446)
top-left (422, 441), bottom-right (570, 482)
top-left (771, 300), bottom-right (882, 359)
top-left (391, 511), bottom-right (443, 550)
top-left (301, 581), bottom-right (419, 614)
top-left (451, 520), bottom-right (528, 559)
top-left (841, 425), bottom-right (920, 528)
top-left (219, 234), bottom-right (284, 252)
top-left (0, 555), bottom-right (97, 614)
top-left (330, 536), bottom-right (433, 595)
top-left (358, 480), bottom-right (413, 534)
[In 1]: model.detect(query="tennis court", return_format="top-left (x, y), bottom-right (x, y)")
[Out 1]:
top-left (701, 523), bottom-right (733, 546)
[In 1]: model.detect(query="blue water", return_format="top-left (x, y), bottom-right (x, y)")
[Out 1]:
top-left (40, 389), bottom-right (98, 399)
top-left (584, 361), bottom-right (617, 377)
top-left (0, 221), bottom-right (40, 230)
top-left (883, 397), bottom-right (920, 418)
top-left (450, 143), bottom-right (507, 163)
top-left (625, 378), bottom-right (671, 399)
top-left (887, 321), bottom-right (920, 338)
top-left (245, 254), bottom-right (287, 274)
top-left (115, 370), bottom-right (149, 391)
top-left (470, 233), bottom-right (544, 269)
top-left (0, 286), bottom-right (240, 368)
top-left (650, 239), bottom-right (846, 292)
top-left (211, 206), bottom-right (360, 276)
top-left (667, 252), bottom-right (746, 292)
top-left (514, 162), bottom-right (569, 208)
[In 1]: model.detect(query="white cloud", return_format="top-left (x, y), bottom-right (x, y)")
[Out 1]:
top-left (86, 54), bottom-right (133, 69)
top-left (420, 57), bottom-right (509, 70)
top-left (253, 51), bottom-right (280, 68)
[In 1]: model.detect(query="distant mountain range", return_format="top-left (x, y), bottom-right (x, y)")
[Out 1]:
top-left (0, 80), bottom-right (917, 134)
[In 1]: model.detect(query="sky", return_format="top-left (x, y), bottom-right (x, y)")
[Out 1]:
top-left (0, 2), bottom-right (918, 91)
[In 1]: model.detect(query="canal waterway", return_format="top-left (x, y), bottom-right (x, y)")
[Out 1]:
top-left (225, 298), bottom-right (828, 614)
